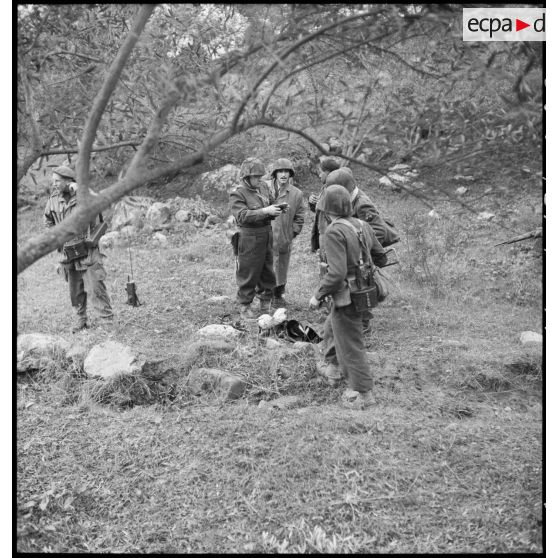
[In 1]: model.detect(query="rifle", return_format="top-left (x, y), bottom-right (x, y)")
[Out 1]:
top-left (494, 227), bottom-right (542, 246)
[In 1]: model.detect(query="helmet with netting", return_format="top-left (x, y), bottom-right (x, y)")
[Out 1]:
top-left (239, 158), bottom-right (266, 179)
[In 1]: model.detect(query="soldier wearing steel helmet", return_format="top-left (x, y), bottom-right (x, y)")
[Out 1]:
top-left (43, 165), bottom-right (113, 332)
top-left (263, 158), bottom-right (304, 306)
top-left (229, 157), bottom-right (283, 319)
top-left (308, 185), bottom-right (387, 410)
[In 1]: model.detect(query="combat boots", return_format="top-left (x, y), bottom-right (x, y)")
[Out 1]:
top-left (71, 319), bottom-right (89, 333)
top-left (272, 285), bottom-right (287, 308)
top-left (259, 298), bottom-right (272, 314)
top-left (239, 304), bottom-right (257, 319)
top-left (316, 361), bottom-right (342, 387)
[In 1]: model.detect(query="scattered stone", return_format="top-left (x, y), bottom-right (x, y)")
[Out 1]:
top-left (84, 340), bottom-right (145, 379)
top-left (453, 175), bottom-right (474, 182)
top-left (187, 367), bottom-right (245, 400)
top-left (428, 209), bottom-right (441, 219)
top-left (477, 211), bottom-right (495, 221)
top-left (389, 163), bottom-right (411, 172)
top-left (379, 176), bottom-right (394, 188)
top-left (146, 202), bottom-right (172, 228)
top-left (266, 338), bottom-right (283, 349)
top-left (111, 196), bottom-right (153, 229)
top-left (196, 324), bottom-right (242, 342)
top-left (226, 215), bottom-right (236, 228)
top-left (520, 331), bottom-right (542, 346)
top-left (17, 333), bottom-right (71, 374)
top-left (152, 232), bottom-right (168, 246)
top-left (99, 231), bottom-right (121, 250)
top-left (455, 186), bottom-right (468, 196)
top-left (258, 395), bottom-right (301, 410)
top-left (174, 209), bottom-right (190, 222)
top-left (119, 225), bottom-right (139, 238)
top-left (204, 214), bottom-right (222, 227)
top-left (207, 295), bottom-right (231, 303)
top-left (196, 164), bottom-right (240, 196)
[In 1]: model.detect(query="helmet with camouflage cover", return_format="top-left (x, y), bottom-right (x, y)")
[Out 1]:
top-left (53, 165), bottom-right (76, 180)
top-left (239, 157), bottom-right (266, 179)
top-left (271, 158), bottom-right (295, 177)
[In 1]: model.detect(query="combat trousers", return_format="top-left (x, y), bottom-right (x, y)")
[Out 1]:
top-left (67, 262), bottom-right (113, 323)
top-left (235, 226), bottom-right (276, 305)
top-left (322, 303), bottom-right (373, 393)
top-left (273, 247), bottom-right (291, 292)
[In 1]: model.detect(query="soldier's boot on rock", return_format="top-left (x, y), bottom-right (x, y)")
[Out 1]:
top-left (316, 361), bottom-right (342, 387)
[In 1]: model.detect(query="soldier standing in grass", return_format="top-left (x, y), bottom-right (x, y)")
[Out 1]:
top-left (44, 166), bottom-right (113, 332)
top-left (325, 167), bottom-right (399, 248)
top-left (308, 156), bottom-right (341, 253)
top-left (309, 185), bottom-right (387, 410)
top-left (264, 158), bottom-right (305, 307)
top-left (229, 157), bottom-right (283, 319)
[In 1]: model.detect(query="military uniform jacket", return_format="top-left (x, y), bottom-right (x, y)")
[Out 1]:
top-left (43, 188), bottom-right (104, 269)
top-left (314, 216), bottom-right (386, 304)
top-left (352, 189), bottom-right (393, 247)
top-left (229, 181), bottom-right (276, 228)
top-left (264, 179), bottom-right (304, 253)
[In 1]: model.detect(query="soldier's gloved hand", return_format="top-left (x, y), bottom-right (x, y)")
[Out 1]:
top-left (308, 194), bottom-right (318, 205)
top-left (263, 205), bottom-right (283, 217)
top-left (309, 295), bottom-right (320, 310)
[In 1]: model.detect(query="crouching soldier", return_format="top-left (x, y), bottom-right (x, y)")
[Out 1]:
top-left (264, 158), bottom-right (304, 306)
top-left (229, 158), bottom-right (283, 319)
top-left (44, 166), bottom-right (113, 332)
top-left (309, 185), bottom-right (387, 410)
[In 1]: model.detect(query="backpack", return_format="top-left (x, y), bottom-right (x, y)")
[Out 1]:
top-left (335, 218), bottom-right (389, 311)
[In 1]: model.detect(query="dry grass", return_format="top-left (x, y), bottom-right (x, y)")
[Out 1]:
top-left (16, 166), bottom-right (543, 553)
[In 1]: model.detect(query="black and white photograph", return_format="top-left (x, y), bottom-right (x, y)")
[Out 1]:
top-left (16, 3), bottom-right (545, 553)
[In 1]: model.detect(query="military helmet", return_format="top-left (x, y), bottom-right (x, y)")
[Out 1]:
top-left (325, 168), bottom-right (355, 191)
top-left (319, 156), bottom-right (341, 173)
top-left (271, 158), bottom-right (295, 177)
top-left (323, 184), bottom-right (352, 217)
top-left (239, 157), bottom-right (266, 179)
top-left (53, 165), bottom-right (76, 180)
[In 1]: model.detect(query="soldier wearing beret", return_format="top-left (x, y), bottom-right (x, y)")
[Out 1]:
top-left (44, 166), bottom-right (113, 332)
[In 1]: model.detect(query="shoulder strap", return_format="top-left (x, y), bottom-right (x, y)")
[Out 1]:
top-left (334, 218), bottom-right (371, 265)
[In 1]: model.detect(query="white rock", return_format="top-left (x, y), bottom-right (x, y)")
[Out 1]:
top-left (428, 209), bottom-right (441, 219)
top-left (379, 176), bottom-right (394, 188)
top-left (17, 333), bottom-right (71, 373)
top-left (152, 232), bottom-right (168, 246)
top-left (266, 338), bottom-right (283, 349)
top-left (271, 308), bottom-right (288, 326)
top-left (226, 215), bottom-right (236, 228)
top-left (146, 202), bottom-right (171, 228)
top-left (197, 324), bottom-right (242, 342)
top-left (99, 231), bottom-right (120, 250)
top-left (520, 331), bottom-right (542, 346)
top-left (453, 175), bottom-right (474, 182)
top-left (112, 196), bottom-right (153, 229)
top-left (389, 163), bottom-right (411, 172)
top-left (477, 212), bottom-right (495, 221)
top-left (175, 209), bottom-right (191, 222)
top-left (196, 164), bottom-right (240, 194)
top-left (84, 341), bottom-right (145, 379)
top-left (257, 314), bottom-right (275, 330)
top-left (455, 186), bottom-right (468, 196)
top-left (387, 172), bottom-right (410, 184)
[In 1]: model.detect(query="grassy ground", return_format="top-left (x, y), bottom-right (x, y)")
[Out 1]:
top-left (16, 164), bottom-right (543, 553)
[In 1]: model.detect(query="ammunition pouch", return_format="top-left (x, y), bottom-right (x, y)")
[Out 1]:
top-left (62, 238), bottom-right (89, 262)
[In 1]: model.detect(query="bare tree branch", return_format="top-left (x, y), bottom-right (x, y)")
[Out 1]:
top-left (76, 4), bottom-right (155, 193)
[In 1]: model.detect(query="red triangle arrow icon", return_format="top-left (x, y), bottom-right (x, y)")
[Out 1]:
top-left (516, 18), bottom-right (530, 31)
